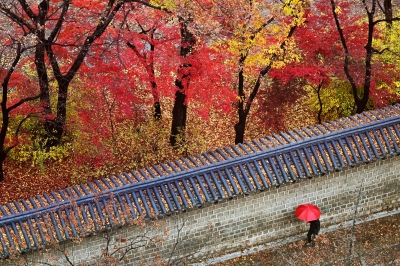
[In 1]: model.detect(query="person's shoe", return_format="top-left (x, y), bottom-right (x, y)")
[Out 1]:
top-left (305, 242), bottom-right (312, 246)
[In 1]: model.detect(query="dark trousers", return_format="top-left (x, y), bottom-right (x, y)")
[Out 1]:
top-left (307, 228), bottom-right (314, 243)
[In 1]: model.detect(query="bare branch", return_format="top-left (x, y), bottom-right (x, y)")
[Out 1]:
top-left (48, 0), bottom-right (70, 42)
top-left (330, 0), bottom-right (360, 108)
top-left (132, 0), bottom-right (172, 14)
top-left (373, 16), bottom-right (400, 25)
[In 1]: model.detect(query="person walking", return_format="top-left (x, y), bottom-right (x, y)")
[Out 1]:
top-left (295, 203), bottom-right (321, 246)
top-left (306, 219), bottom-right (320, 246)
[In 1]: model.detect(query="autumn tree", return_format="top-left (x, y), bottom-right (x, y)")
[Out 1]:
top-left (49, 1), bottom-right (234, 177)
top-left (131, 1), bottom-right (237, 148)
top-left (207, 0), bottom-right (308, 144)
top-left (0, 0), bottom-right (169, 149)
top-left (264, 1), bottom-right (366, 123)
top-left (0, 28), bottom-right (42, 181)
top-left (330, 0), bottom-right (400, 114)
top-left (127, 29), bottom-right (162, 120)
top-left (99, 0), bottom-right (199, 148)
top-left (263, 0), bottom-right (400, 125)
top-left (124, 7), bottom-right (179, 120)
top-left (155, 1), bottom-right (203, 147)
top-left (168, 15), bottom-right (196, 147)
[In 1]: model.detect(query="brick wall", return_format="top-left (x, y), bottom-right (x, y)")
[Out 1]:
top-left (6, 156), bottom-right (400, 265)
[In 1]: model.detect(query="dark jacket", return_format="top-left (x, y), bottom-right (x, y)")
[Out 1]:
top-left (309, 219), bottom-right (320, 235)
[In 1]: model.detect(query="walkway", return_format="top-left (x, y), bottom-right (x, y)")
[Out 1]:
top-left (195, 209), bottom-right (400, 265)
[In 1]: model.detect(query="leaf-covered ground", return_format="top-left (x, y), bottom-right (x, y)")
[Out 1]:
top-left (0, 160), bottom-right (77, 205)
top-left (215, 212), bottom-right (400, 266)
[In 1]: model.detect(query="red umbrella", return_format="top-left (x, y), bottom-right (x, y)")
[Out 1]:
top-left (295, 203), bottom-right (321, 222)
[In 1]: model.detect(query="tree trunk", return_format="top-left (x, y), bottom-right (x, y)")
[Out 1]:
top-left (0, 45), bottom-right (16, 182)
top-left (154, 102), bottom-right (161, 120)
top-left (170, 18), bottom-right (195, 147)
top-left (170, 85), bottom-right (187, 147)
top-left (316, 82), bottom-right (323, 124)
top-left (234, 113), bottom-right (246, 145)
top-left (330, 0), bottom-right (374, 114)
top-left (41, 77), bottom-right (69, 149)
top-left (0, 150), bottom-right (6, 182)
top-left (149, 59), bottom-right (161, 120)
top-left (0, 102), bottom-right (9, 182)
top-left (0, 106), bottom-right (8, 182)
top-left (35, 44), bottom-right (56, 148)
top-left (35, 44), bottom-right (51, 116)
top-left (50, 79), bottom-right (70, 148)
top-left (148, 41), bottom-right (162, 120)
top-left (34, 9), bottom-right (54, 146)
top-left (0, 43), bottom-right (28, 182)
top-left (355, 7), bottom-right (375, 114)
top-left (384, 0), bottom-right (393, 29)
top-left (0, 77), bottom-right (9, 182)
top-left (234, 66), bottom-right (247, 145)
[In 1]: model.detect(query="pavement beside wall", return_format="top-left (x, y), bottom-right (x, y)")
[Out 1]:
top-left (195, 208), bottom-right (400, 265)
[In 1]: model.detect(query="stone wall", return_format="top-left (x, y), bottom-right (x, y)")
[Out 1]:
top-left (6, 156), bottom-right (400, 265)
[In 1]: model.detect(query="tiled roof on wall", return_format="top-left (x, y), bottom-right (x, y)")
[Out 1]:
top-left (0, 104), bottom-right (400, 257)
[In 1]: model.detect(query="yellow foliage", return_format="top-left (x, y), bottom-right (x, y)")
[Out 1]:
top-left (334, 6), bottom-right (342, 15)
top-left (216, 0), bottom-right (307, 78)
top-left (373, 17), bottom-right (400, 97)
top-left (304, 81), bottom-right (355, 121)
top-left (149, 0), bottom-right (176, 9)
